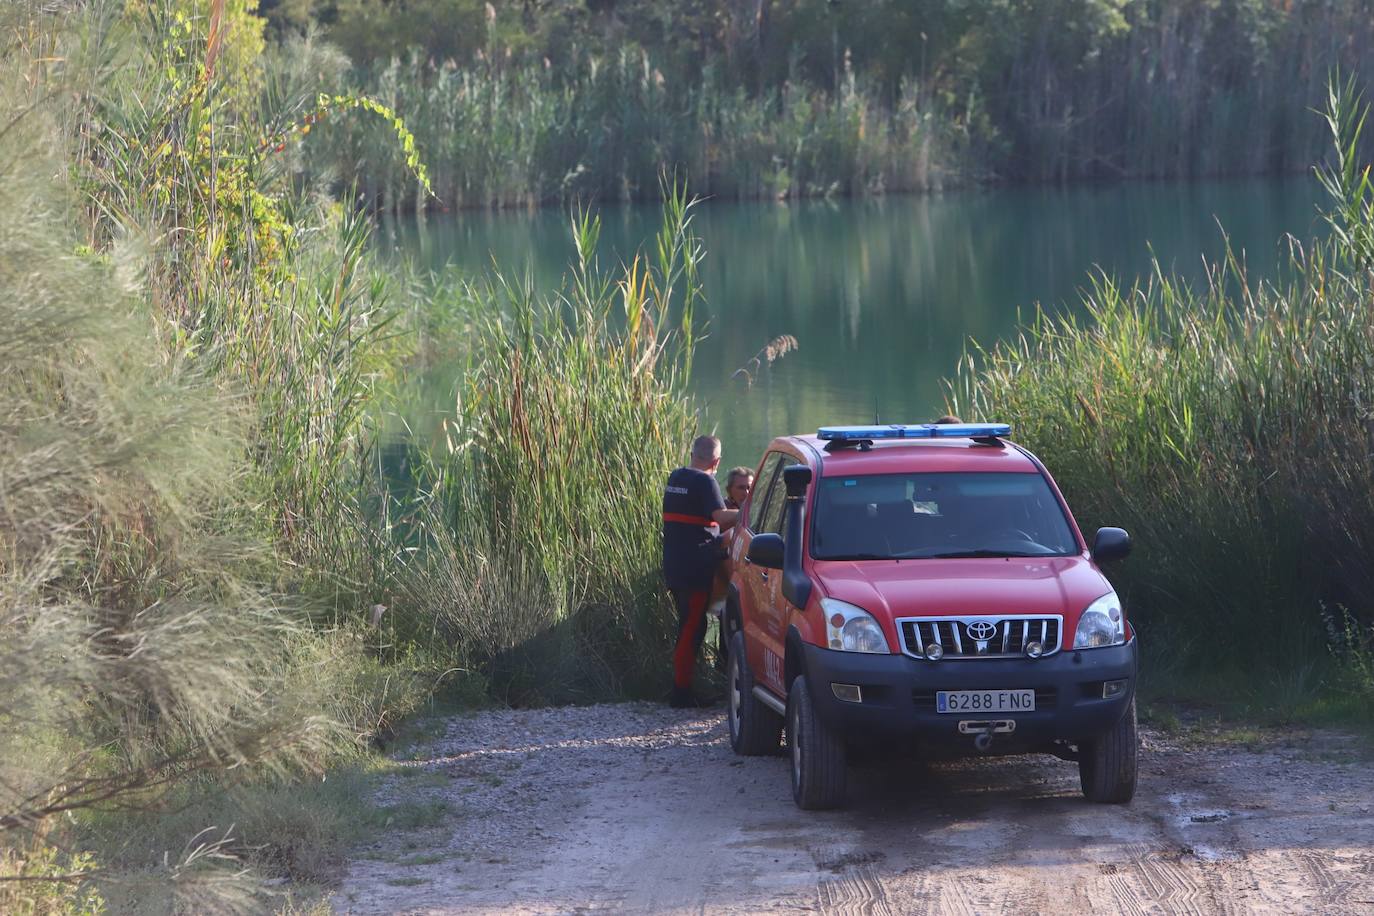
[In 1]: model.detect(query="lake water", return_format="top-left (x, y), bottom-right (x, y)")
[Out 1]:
top-left (384, 177), bottom-right (1323, 464)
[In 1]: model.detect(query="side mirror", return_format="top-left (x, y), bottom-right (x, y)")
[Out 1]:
top-left (1092, 527), bottom-right (1132, 564)
top-left (783, 464), bottom-right (813, 498)
top-left (747, 533), bottom-right (785, 570)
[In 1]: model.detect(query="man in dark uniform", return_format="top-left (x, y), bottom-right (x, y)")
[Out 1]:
top-left (662, 435), bottom-right (739, 707)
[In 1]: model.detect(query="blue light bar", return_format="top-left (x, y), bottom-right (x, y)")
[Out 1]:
top-left (816, 422), bottom-right (1012, 442)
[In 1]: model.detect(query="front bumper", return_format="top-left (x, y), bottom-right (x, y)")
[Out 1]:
top-left (799, 639), bottom-right (1137, 753)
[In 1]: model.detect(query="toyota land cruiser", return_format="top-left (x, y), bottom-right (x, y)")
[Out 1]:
top-left (723, 422), bottom-right (1137, 810)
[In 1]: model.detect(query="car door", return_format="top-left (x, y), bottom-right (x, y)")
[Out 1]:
top-left (742, 452), bottom-right (794, 694)
top-left (736, 452), bottom-right (786, 688)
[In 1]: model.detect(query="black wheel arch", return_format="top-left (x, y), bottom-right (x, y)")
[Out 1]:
top-left (725, 583), bottom-right (743, 637)
top-left (784, 625), bottom-right (808, 695)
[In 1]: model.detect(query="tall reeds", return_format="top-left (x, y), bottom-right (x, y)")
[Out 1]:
top-left (949, 78), bottom-right (1374, 702)
top-left (302, 47), bottom-right (955, 211)
top-left (303, 1), bottom-right (1374, 211)
top-left (980, 0), bottom-right (1374, 183)
top-left (380, 181), bottom-right (706, 702)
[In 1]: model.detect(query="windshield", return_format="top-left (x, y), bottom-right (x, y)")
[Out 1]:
top-left (810, 472), bottom-right (1079, 560)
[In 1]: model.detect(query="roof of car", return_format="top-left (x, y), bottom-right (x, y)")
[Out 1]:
top-left (779, 435), bottom-right (1042, 476)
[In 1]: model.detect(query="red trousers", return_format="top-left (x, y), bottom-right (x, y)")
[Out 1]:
top-left (670, 588), bottom-right (711, 689)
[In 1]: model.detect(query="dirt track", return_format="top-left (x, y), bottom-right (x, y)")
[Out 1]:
top-left (337, 703), bottom-right (1374, 915)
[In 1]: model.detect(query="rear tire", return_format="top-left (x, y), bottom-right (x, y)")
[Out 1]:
top-left (787, 675), bottom-right (846, 809)
top-left (728, 632), bottom-right (782, 756)
top-left (1079, 697), bottom-right (1138, 804)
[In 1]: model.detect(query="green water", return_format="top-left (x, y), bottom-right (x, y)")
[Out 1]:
top-left (385, 177), bottom-right (1322, 465)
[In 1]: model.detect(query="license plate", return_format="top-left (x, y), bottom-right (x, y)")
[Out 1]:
top-left (936, 689), bottom-right (1034, 714)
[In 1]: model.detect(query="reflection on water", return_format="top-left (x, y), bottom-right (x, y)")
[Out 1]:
top-left (383, 177), bottom-right (1321, 464)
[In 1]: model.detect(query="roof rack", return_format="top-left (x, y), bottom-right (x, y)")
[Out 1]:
top-left (818, 422), bottom-right (1011, 451)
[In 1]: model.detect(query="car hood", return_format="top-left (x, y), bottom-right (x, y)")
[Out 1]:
top-left (813, 555), bottom-right (1113, 625)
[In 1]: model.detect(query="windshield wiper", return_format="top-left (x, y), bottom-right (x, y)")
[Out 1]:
top-left (818, 553), bottom-right (894, 561)
top-left (906, 549), bottom-right (1041, 559)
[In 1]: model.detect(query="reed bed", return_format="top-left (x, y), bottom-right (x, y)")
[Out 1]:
top-left (977, 0), bottom-right (1374, 183)
top-left (304, 48), bottom-right (955, 211)
top-left (949, 79), bottom-right (1374, 705)
top-left (303, 1), bottom-right (1374, 211)
top-left (376, 183), bottom-right (705, 703)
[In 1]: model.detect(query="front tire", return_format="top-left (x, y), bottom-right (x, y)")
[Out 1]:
top-left (787, 675), bottom-right (846, 810)
top-left (1079, 697), bottom-right (1138, 804)
top-left (728, 632), bottom-right (782, 756)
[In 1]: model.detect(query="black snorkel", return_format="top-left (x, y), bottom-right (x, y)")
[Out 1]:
top-left (781, 464), bottom-right (813, 610)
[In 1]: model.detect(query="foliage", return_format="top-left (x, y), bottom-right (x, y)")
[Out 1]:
top-left (1328, 606), bottom-right (1374, 706)
top-left (1317, 73), bottom-right (1374, 269)
top-left (306, 92), bottom-right (431, 194)
top-left (0, 89), bottom-right (334, 911)
top-left (949, 78), bottom-right (1374, 694)
top-left (304, 47), bottom-right (956, 210)
top-left (71, 0), bottom-right (429, 583)
top-left (378, 181), bottom-right (704, 702)
top-left (0, 0), bottom-right (435, 909)
top-left (0, 835), bottom-right (103, 916)
top-left (288, 0), bottom-right (1374, 208)
top-left (129, 0), bottom-right (267, 102)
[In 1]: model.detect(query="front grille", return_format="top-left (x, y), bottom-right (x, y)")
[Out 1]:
top-left (897, 615), bottom-right (1063, 659)
top-left (913, 687), bottom-right (1058, 711)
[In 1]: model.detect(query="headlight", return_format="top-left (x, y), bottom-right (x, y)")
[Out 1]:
top-left (821, 598), bottom-right (890, 654)
top-left (1073, 591), bottom-right (1126, 649)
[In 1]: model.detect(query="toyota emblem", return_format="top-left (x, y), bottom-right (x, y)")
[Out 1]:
top-left (966, 620), bottom-right (998, 641)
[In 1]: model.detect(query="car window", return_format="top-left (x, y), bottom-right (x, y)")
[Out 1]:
top-left (810, 472), bottom-right (1078, 560)
top-left (753, 453), bottom-right (792, 536)
top-left (746, 452), bottom-right (783, 533)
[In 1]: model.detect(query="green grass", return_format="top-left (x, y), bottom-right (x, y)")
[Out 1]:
top-left (396, 853), bottom-right (448, 867)
top-left (82, 759), bottom-right (456, 904)
top-left (1139, 693), bottom-right (1374, 759)
top-left (1137, 703), bottom-right (1183, 736)
top-left (392, 770), bottom-right (451, 788)
top-left (1140, 669), bottom-right (1374, 734)
top-left (373, 801), bottom-right (451, 831)
top-left (90, 767), bottom-right (379, 882)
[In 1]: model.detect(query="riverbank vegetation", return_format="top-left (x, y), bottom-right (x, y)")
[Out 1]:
top-left (0, 1), bottom-right (437, 908)
top-left (275, 0), bottom-right (1374, 209)
top-left (1, 1), bottom-right (699, 908)
top-left (950, 77), bottom-right (1374, 721)
top-left (408, 190), bottom-right (704, 702)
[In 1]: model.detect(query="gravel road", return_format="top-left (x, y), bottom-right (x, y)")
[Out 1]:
top-left (336, 703), bottom-right (1374, 915)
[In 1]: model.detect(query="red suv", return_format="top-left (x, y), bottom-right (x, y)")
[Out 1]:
top-left (723, 423), bottom-right (1137, 810)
